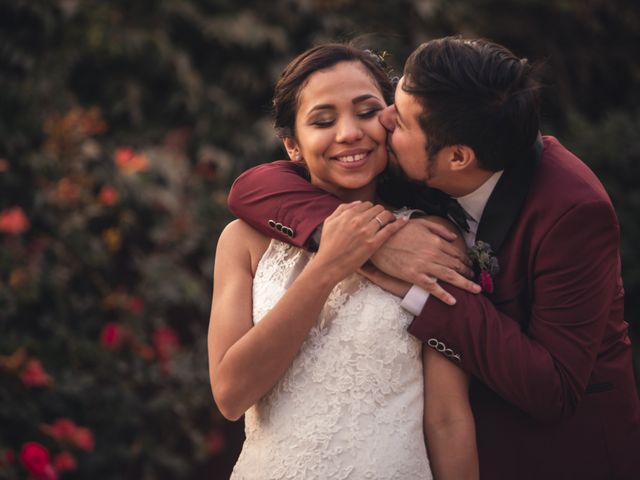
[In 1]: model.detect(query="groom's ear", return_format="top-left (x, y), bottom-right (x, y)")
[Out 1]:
top-left (449, 145), bottom-right (476, 171)
top-left (282, 137), bottom-right (301, 161)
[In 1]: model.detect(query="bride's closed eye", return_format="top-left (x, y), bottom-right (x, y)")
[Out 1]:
top-left (356, 106), bottom-right (384, 119)
top-left (310, 117), bottom-right (336, 128)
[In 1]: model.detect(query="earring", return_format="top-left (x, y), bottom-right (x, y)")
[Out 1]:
top-left (294, 153), bottom-right (302, 162)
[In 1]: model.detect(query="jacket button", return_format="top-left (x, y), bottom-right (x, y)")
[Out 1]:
top-left (268, 219), bottom-right (276, 229)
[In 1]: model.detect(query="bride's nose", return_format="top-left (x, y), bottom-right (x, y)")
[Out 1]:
top-left (379, 106), bottom-right (396, 132)
top-left (335, 116), bottom-right (364, 143)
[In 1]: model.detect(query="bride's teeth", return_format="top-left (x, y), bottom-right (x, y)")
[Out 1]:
top-left (337, 153), bottom-right (366, 163)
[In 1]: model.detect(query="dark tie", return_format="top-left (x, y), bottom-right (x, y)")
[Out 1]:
top-left (377, 171), bottom-right (470, 232)
top-left (444, 197), bottom-right (470, 233)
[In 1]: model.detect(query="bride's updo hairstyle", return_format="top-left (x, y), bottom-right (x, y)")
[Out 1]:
top-left (273, 43), bottom-right (395, 139)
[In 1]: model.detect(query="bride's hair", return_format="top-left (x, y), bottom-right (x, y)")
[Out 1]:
top-left (273, 43), bottom-right (395, 139)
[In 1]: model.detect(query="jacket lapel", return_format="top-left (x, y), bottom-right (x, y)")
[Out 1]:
top-left (475, 136), bottom-right (544, 253)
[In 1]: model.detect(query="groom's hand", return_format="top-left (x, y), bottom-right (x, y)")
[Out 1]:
top-left (370, 217), bottom-right (480, 305)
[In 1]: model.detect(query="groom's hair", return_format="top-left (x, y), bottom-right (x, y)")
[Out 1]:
top-left (403, 37), bottom-right (541, 171)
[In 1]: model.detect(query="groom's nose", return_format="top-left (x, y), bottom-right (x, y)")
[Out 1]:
top-left (379, 105), bottom-right (396, 132)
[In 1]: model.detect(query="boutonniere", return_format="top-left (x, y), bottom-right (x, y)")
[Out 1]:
top-left (468, 240), bottom-right (500, 293)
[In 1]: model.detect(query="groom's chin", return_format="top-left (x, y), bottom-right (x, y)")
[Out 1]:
top-left (386, 158), bottom-right (420, 185)
top-left (386, 150), bottom-right (404, 175)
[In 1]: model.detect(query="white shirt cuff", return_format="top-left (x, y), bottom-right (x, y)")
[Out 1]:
top-left (400, 284), bottom-right (431, 316)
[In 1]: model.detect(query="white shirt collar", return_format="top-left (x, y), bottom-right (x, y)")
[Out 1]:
top-left (455, 171), bottom-right (504, 224)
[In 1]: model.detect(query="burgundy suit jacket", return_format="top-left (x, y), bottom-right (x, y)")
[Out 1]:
top-left (227, 136), bottom-right (640, 479)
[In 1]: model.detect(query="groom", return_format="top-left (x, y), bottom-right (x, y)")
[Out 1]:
top-left (227, 37), bottom-right (640, 479)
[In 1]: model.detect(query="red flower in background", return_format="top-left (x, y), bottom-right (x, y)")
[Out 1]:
top-left (114, 147), bottom-right (149, 173)
top-left (0, 207), bottom-right (30, 235)
top-left (129, 296), bottom-right (144, 314)
top-left (53, 451), bottom-right (76, 472)
top-left (72, 427), bottom-right (94, 452)
top-left (41, 419), bottom-right (76, 442)
top-left (55, 178), bottom-right (82, 204)
top-left (134, 343), bottom-right (156, 361)
top-left (98, 185), bottom-right (119, 206)
top-left (207, 431), bottom-right (226, 455)
top-left (20, 359), bottom-right (53, 387)
top-left (41, 419), bottom-right (94, 451)
top-left (100, 322), bottom-right (124, 349)
top-left (19, 442), bottom-right (57, 480)
top-left (153, 327), bottom-right (180, 374)
top-left (0, 448), bottom-right (15, 466)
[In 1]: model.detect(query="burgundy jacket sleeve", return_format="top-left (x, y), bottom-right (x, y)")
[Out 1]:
top-left (409, 199), bottom-right (621, 422)
top-left (227, 161), bottom-right (341, 249)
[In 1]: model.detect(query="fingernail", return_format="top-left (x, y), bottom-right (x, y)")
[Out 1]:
top-left (448, 296), bottom-right (456, 305)
top-left (472, 284), bottom-right (481, 293)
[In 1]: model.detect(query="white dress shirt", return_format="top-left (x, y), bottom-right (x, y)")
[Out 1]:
top-left (400, 171), bottom-right (504, 315)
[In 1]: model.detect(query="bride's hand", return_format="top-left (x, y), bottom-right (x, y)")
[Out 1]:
top-left (312, 201), bottom-right (408, 283)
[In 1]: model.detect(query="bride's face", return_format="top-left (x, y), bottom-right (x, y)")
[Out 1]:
top-left (284, 61), bottom-right (389, 202)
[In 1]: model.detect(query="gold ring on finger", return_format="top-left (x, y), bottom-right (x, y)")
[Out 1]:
top-left (374, 216), bottom-right (384, 228)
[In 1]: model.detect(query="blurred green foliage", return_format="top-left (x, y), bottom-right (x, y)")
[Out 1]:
top-left (0, 0), bottom-right (638, 478)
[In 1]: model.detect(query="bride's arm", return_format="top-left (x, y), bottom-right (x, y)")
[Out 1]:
top-left (416, 217), bottom-right (478, 479)
top-left (423, 349), bottom-right (479, 480)
top-left (208, 202), bottom-right (406, 420)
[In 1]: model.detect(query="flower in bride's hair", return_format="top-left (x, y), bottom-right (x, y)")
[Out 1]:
top-left (363, 48), bottom-right (397, 85)
top-left (469, 240), bottom-right (499, 293)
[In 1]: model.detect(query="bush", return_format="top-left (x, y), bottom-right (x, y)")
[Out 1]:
top-left (1, 0), bottom-right (638, 477)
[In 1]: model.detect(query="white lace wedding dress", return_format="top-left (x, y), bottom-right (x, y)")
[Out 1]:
top-left (230, 240), bottom-right (432, 479)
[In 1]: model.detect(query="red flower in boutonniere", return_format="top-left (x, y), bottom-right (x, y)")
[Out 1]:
top-left (469, 240), bottom-right (500, 293)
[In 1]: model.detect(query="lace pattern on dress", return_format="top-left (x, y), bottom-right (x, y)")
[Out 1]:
top-left (231, 240), bottom-right (432, 479)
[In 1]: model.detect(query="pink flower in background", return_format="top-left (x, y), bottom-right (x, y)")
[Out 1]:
top-left (129, 296), bottom-right (144, 314)
top-left (114, 147), bottom-right (149, 173)
top-left (53, 451), bottom-right (76, 472)
top-left (41, 419), bottom-right (94, 451)
top-left (0, 448), bottom-right (15, 466)
top-left (98, 185), bottom-right (119, 206)
top-left (115, 147), bottom-right (135, 164)
top-left (55, 178), bottom-right (81, 204)
top-left (19, 442), bottom-right (57, 480)
top-left (153, 327), bottom-right (180, 374)
top-left (207, 431), bottom-right (226, 455)
top-left (0, 207), bottom-right (30, 235)
top-left (41, 419), bottom-right (77, 442)
top-left (153, 327), bottom-right (179, 362)
top-left (72, 427), bottom-right (94, 452)
top-left (134, 343), bottom-right (156, 361)
top-left (20, 359), bottom-right (53, 387)
top-left (100, 322), bottom-right (124, 349)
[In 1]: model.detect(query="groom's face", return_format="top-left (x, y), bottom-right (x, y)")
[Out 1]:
top-left (379, 77), bottom-right (448, 190)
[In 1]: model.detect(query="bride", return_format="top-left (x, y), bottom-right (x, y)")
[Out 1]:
top-left (208, 44), bottom-right (478, 479)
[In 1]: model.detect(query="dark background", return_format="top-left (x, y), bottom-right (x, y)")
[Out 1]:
top-left (1, 0), bottom-right (638, 478)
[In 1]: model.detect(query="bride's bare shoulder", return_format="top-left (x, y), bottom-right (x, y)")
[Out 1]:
top-left (217, 220), bottom-right (271, 271)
